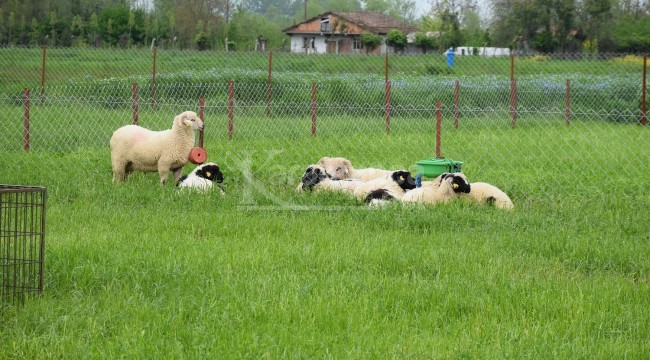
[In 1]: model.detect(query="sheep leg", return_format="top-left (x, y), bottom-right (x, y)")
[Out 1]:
top-left (112, 160), bottom-right (128, 182)
top-left (171, 166), bottom-right (184, 183)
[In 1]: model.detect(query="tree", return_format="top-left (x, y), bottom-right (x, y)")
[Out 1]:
top-left (361, 32), bottom-right (382, 53)
top-left (414, 32), bottom-right (437, 53)
top-left (363, 0), bottom-right (417, 22)
top-left (385, 28), bottom-right (407, 52)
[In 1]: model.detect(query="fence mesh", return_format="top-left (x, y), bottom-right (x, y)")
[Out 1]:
top-left (0, 47), bottom-right (647, 203)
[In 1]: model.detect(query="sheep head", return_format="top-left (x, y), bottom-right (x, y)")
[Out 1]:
top-left (300, 165), bottom-right (329, 191)
top-left (174, 111), bottom-right (204, 131)
top-left (317, 157), bottom-right (352, 180)
top-left (196, 162), bottom-right (224, 184)
top-left (440, 173), bottom-right (471, 194)
top-left (391, 170), bottom-right (416, 191)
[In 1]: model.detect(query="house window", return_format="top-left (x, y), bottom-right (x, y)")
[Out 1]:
top-left (353, 38), bottom-right (363, 50)
top-left (303, 37), bottom-right (315, 49)
top-left (320, 17), bottom-right (331, 32)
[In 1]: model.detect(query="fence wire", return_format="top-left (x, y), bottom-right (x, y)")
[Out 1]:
top-left (0, 47), bottom-right (647, 203)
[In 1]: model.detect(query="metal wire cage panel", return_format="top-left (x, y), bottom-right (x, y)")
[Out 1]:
top-left (1, 185), bottom-right (46, 305)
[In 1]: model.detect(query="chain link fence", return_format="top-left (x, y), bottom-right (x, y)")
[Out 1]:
top-left (0, 47), bottom-right (648, 203)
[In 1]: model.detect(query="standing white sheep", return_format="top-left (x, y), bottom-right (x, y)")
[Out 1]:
top-left (400, 172), bottom-right (471, 204)
top-left (110, 111), bottom-right (204, 185)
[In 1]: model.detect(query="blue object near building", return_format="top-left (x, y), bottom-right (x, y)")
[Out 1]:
top-left (446, 48), bottom-right (454, 68)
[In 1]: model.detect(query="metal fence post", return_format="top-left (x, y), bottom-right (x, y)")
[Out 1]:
top-left (510, 55), bottom-right (517, 128)
top-left (565, 79), bottom-right (571, 126)
top-left (23, 88), bottom-right (30, 152)
top-left (40, 46), bottom-right (46, 105)
top-left (436, 101), bottom-right (442, 158)
top-left (311, 83), bottom-right (317, 137)
top-left (385, 80), bottom-right (391, 135)
top-left (453, 79), bottom-right (460, 128)
top-left (150, 46), bottom-right (157, 110)
top-left (266, 50), bottom-right (273, 116)
top-left (132, 82), bottom-right (139, 125)
top-left (199, 97), bottom-right (205, 148)
top-left (228, 80), bottom-right (234, 139)
top-left (642, 54), bottom-right (647, 126)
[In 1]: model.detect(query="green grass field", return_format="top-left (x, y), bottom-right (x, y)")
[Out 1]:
top-left (1, 105), bottom-right (649, 357)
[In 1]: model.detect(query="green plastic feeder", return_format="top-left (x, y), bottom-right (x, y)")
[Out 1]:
top-left (416, 158), bottom-right (463, 178)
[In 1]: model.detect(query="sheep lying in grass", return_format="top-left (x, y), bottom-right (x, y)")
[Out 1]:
top-left (297, 164), bottom-right (364, 194)
top-left (400, 172), bottom-right (471, 204)
top-left (110, 111), bottom-right (204, 185)
top-left (462, 182), bottom-right (514, 210)
top-left (353, 170), bottom-right (416, 202)
top-left (298, 165), bottom-right (416, 206)
top-left (317, 157), bottom-right (394, 181)
top-left (176, 162), bottom-right (224, 193)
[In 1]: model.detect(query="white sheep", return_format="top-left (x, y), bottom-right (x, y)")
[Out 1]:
top-left (353, 170), bottom-right (416, 202)
top-left (461, 182), bottom-right (514, 210)
top-left (317, 156), bottom-right (395, 181)
top-left (400, 172), bottom-right (471, 204)
top-left (296, 164), bottom-right (363, 194)
top-left (176, 162), bottom-right (224, 193)
top-left (110, 111), bottom-right (204, 185)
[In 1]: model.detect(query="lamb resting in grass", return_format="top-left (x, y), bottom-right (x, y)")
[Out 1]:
top-left (399, 172), bottom-right (471, 204)
top-left (462, 182), bottom-right (514, 210)
top-left (110, 111), bottom-right (204, 185)
top-left (296, 164), bottom-right (364, 194)
top-left (317, 156), bottom-right (394, 181)
top-left (176, 162), bottom-right (224, 193)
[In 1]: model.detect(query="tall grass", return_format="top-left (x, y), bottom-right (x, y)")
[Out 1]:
top-left (1, 147), bottom-right (649, 358)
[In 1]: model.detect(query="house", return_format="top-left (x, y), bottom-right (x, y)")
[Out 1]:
top-left (282, 11), bottom-right (419, 55)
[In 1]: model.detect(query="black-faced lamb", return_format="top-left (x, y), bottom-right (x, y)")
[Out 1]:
top-left (110, 111), bottom-right (204, 185)
top-left (400, 172), bottom-right (471, 204)
top-left (296, 164), bottom-right (364, 194)
top-left (176, 162), bottom-right (224, 193)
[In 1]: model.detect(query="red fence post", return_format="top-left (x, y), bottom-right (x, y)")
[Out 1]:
top-left (565, 79), bottom-right (571, 126)
top-left (24, 88), bottom-right (30, 152)
top-left (266, 50), bottom-right (273, 116)
top-left (385, 80), bottom-right (391, 135)
top-left (132, 82), bottom-right (139, 125)
top-left (311, 83), bottom-right (317, 137)
top-left (40, 46), bottom-right (47, 105)
top-left (228, 80), bottom-right (234, 139)
top-left (453, 79), bottom-right (460, 128)
top-left (150, 46), bottom-right (157, 110)
top-left (642, 54), bottom-right (647, 126)
top-left (385, 52), bottom-right (389, 82)
top-left (199, 97), bottom-right (205, 148)
top-left (435, 101), bottom-right (442, 158)
top-left (510, 55), bottom-right (517, 128)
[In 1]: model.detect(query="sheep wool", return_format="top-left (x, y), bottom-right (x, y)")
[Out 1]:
top-left (353, 170), bottom-right (416, 201)
top-left (400, 172), bottom-right (471, 204)
top-left (462, 182), bottom-right (514, 210)
top-left (317, 156), bottom-right (397, 181)
top-left (177, 162), bottom-right (224, 193)
top-left (110, 111), bottom-right (204, 185)
top-left (298, 164), bottom-right (363, 194)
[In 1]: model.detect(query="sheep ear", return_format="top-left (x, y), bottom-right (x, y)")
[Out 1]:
top-left (343, 159), bottom-right (352, 173)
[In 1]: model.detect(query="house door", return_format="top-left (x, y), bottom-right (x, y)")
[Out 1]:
top-left (326, 40), bottom-right (337, 54)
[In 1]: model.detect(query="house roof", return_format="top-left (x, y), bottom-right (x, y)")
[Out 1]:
top-left (282, 11), bottom-right (418, 35)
